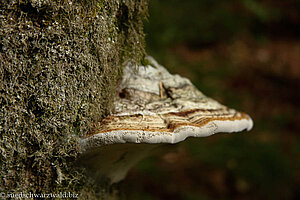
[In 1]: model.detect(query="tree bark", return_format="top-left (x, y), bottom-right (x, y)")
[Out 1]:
top-left (0, 0), bottom-right (148, 199)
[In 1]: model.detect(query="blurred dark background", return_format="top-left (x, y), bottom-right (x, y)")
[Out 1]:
top-left (122, 0), bottom-right (300, 199)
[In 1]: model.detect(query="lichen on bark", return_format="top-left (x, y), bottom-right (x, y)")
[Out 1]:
top-left (0, 0), bottom-right (148, 198)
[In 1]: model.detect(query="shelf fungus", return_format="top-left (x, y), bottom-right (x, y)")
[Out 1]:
top-left (80, 56), bottom-right (253, 183)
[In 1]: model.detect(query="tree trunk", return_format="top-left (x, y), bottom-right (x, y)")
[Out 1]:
top-left (0, 0), bottom-right (148, 199)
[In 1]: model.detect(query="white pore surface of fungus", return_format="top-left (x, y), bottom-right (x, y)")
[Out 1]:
top-left (79, 56), bottom-right (253, 183)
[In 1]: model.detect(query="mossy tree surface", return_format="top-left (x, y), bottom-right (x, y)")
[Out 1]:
top-left (0, 0), bottom-right (148, 198)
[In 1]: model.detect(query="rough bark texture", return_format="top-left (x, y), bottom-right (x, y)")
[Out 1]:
top-left (0, 0), bottom-right (148, 199)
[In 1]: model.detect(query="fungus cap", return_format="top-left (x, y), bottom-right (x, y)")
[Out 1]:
top-left (80, 56), bottom-right (253, 151)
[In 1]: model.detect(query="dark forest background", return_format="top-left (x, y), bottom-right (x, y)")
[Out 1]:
top-left (122, 0), bottom-right (300, 199)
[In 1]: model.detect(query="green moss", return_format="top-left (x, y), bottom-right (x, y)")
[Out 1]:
top-left (0, 0), bottom-right (148, 198)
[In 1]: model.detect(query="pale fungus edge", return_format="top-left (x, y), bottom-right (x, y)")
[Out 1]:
top-left (80, 116), bottom-right (253, 151)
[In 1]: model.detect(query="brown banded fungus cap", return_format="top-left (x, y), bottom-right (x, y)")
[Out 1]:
top-left (81, 56), bottom-right (253, 149)
top-left (79, 56), bottom-right (253, 183)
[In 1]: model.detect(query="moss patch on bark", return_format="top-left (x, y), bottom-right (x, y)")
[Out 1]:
top-left (0, 0), bottom-right (148, 198)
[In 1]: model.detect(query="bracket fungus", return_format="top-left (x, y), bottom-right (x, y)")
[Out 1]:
top-left (80, 56), bottom-right (253, 183)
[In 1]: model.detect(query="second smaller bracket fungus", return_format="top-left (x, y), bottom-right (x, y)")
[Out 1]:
top-left (80, 56), bottom-right (253, 183)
